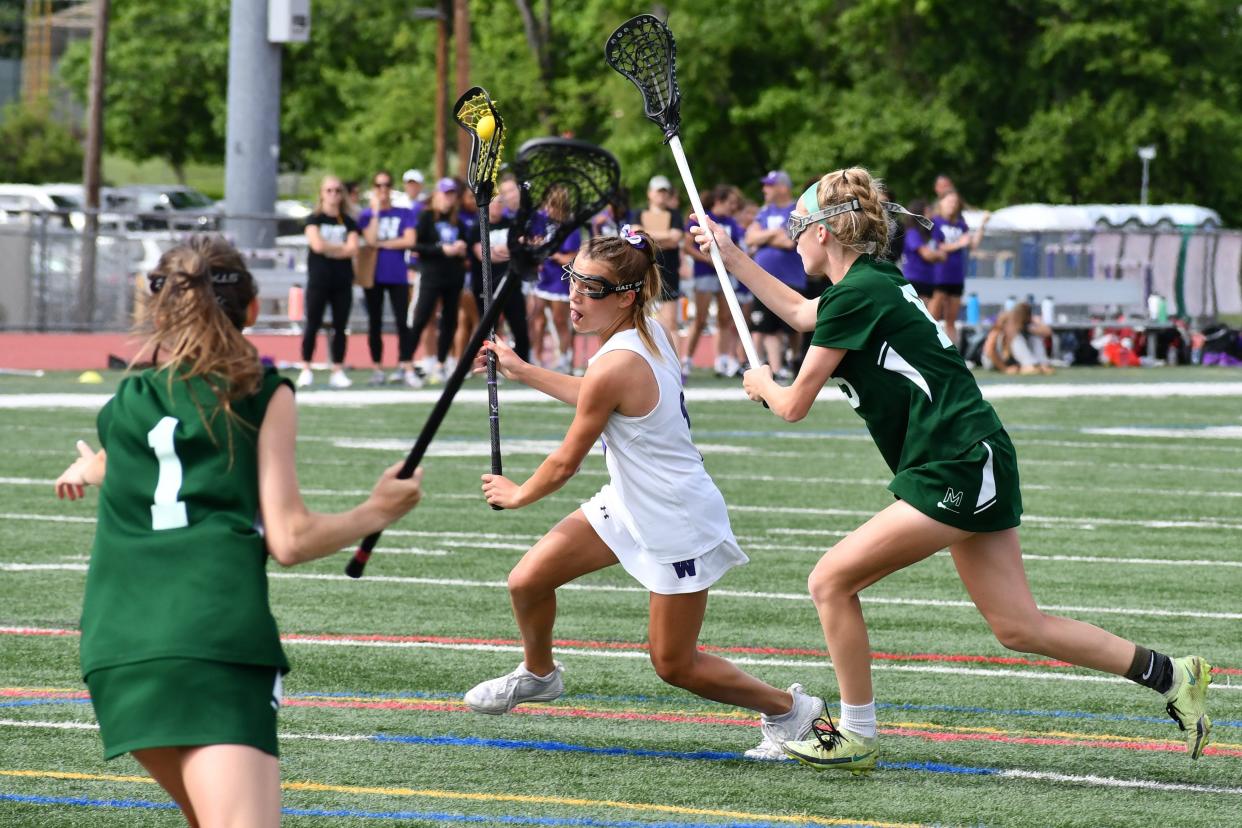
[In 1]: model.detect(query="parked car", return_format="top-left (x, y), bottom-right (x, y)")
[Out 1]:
top-left (109, 185), bottom-right (221, 231)
top-left (0, 183), bottom-right (136, 232)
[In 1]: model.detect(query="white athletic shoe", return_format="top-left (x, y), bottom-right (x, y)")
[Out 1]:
top-left (443, 356), bottom-right (458, 379)
top-left (744, 683), bottom-right (827, 760)
top-left (464, 662), bottom-right (564, 714)
top-left (387, 369), bottom-right (406, 385)
top-left (402, 369), bottom-right (424, 389)
top-left (295, 368), bottom-right (314, 388)
top-left (368, 369), bottom-right (386, 387)
top-left (328, 369), bottom-right (352, 389)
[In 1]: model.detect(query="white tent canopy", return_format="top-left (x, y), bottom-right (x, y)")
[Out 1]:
top-left (964, 203), bottom-right (1222, 233)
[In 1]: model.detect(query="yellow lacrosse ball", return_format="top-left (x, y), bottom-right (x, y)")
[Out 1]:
top-left (476, 114), bottom-right (496, 141)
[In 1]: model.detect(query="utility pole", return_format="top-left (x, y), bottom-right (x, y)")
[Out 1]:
top-left (223, 0), bottom-right (282, 250)
top-left (78, 0), bottom-right (110, 329)
top-left (431, 0), bottom-right (449, 179)
top-left (453, 0), bottom-right (470, 180)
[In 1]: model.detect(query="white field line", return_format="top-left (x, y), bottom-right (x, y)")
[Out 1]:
top-left (8, 382), bottom-right (1242, 410)
top-left (3, 511), bottom-right (1236, 568)
top-left (16, 472), bottom-right (1242, 504)
top-left (10, 494), bottom-right (1241, 533)
top-left (5, 565), bottom-right (1242, 625)
top-left (2, 623), bottom-right (1240, 693)
top-left (2, 719), bottom-right (1239, 795)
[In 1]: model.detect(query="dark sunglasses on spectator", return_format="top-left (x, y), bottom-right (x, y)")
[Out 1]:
top-left (374, 181), bottom-right (392, 188)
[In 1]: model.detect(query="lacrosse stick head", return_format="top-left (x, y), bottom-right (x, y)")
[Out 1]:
top-left (605, 14), bottom-right (681, 142)
top-left (452, 86), bottom-right (506, 201)
top-left (507, 137), bottom-right (621, 278)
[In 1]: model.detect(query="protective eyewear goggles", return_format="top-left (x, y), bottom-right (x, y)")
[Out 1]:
top-left (561, 264), bottom-right (642, 299)
top-left (785, 184), bottom-right (933, 242)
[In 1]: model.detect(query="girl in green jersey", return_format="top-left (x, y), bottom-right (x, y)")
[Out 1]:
top-left (55, 235), bottom-right (424, 826)
top-left (690, 168), bottom-right (1211, 773)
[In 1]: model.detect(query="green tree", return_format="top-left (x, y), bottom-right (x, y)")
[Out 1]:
top-left (0, 100), bottom-right (83, 182)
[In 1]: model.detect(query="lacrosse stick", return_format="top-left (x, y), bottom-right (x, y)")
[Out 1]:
top-left (346, 137), bottom-right (621, 578)
top-left (453, 87), bottom-right (507, 506)
top-left (606, 13), bottom-right (762, 372)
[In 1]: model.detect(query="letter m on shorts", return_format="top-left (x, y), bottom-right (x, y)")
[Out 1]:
top-left (943, 488), bottom-right (963, 508)
top-left (671, 560), bottom-right (697, 579)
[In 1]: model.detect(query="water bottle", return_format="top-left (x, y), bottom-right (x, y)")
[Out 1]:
top-left (1003, 295), bottom-right (1017, 312)
top-left (965, 293), bottom-right (981, 325)
top-left (1040, 296), bottom-right (1055, 324)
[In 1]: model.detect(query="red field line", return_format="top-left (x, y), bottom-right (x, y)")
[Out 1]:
top-left (6, 625), bottom-right (1240, 676)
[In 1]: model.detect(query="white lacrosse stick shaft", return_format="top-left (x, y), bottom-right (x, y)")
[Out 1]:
top-left (667, 135), bottom-right (762, 370)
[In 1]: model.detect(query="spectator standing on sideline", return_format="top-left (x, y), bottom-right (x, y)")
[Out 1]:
top-left (343, 181), bottom-right (362, 219)
top-left (395, 169), bottom-right (440, 378)
top-left (466, 173), bottom-right (530, 361)
top-left (359, 171), bottom-right (418, 386)
top-left (453, 184), bottom-right (481, 370)
top-left (394, 169), bottom-right (425, 210)
top-left (900, 198), bottom-right (943, 305)
top-left (983, 303), bottom-right (1054, 375)
top-left (409, 178), bottom-right (470, 384)
top-left (529, 187), bottom-right (581, 373)
top-left (633, 175), bottom-right (684, 342)
top-left (930, 191), bottom-right (988, 348)
top-left (934, 173), bottom-right (956, 200)
top-left (745, 171), bottom-right (804, 379)
top-left (297, 175), bottom-right (359, 389)
top-left (684, 185), bottom-right (745, 380)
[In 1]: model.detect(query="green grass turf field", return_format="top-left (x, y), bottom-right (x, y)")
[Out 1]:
top-left (1, 367), bottom-right (1240, 827)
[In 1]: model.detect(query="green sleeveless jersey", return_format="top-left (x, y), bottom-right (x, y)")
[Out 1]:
top-left (810, 255), bottom-right (1003, 474)
top-left (80, 367), bottom-right (292, 677)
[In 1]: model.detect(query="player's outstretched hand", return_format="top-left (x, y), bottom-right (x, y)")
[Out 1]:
top-left (370, 463), bottom-right (424, 523)
top-left (741, 365), bottom-right (773, 404)
top-left (481, 473), bottom-right (523, 510)
top-left (688, 212), bottom-right (741, 266)
top-left (55, 440), bottom-right (101, 501)
top-left (475, 338), bottom-right (525, 381)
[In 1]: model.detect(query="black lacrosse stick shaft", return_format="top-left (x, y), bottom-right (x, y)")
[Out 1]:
top-left (478, 200), bottom-right (504, 505)
top-left (345, 271), bottom-right (521, 578)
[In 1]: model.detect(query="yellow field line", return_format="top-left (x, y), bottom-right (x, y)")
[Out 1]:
top-left (0, 768), bottom-right (924, 828)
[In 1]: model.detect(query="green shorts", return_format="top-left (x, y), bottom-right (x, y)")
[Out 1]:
top-left (888, 428), bottom-right (1023, 534)
top-left (85, 658), bottom-right (283, 760)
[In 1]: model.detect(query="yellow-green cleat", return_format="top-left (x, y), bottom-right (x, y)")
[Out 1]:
top-left (1165, 655), bottom-right (1213, 760)
top-left (781, 713), bottom-right (878, 775)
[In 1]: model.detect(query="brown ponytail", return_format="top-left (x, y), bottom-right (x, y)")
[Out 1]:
top-left (581, 230), bottom-right (665, 358)
top-left (813, 167), bottom-right (890, 256)
top-left (137, 235), bottom-right (262, 456)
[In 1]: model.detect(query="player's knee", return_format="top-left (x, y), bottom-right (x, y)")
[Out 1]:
top-left (989, 614), bottom-right (1041, 653)
top-left (649, 650), bottom-right (695, 688)
top-left (807, 560), bottom-right (849, 607)
top-left (506, 567), bottom-right (543, 604)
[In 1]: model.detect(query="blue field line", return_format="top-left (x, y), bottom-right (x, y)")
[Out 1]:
top-left (0, 698), bottom-right (91, 709)
top-left (369, 731), bottom-right (1009, 780)
top-left (0, 792), bottom-right (886, 827)
top-left (372, 733), bottom-right (746, 762)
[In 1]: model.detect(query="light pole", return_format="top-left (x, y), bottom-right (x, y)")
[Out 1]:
top-left (1138, 145), bottom-right (1157, 206)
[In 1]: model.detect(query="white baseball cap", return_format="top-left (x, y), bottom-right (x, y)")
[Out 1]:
top-left (648, 175), bottom-right (673, 192)
top-left (402, 169), bottom-right (425, 184)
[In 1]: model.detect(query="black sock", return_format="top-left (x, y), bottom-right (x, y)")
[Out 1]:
top-left (1126, 645), bottom-right (1174, 694)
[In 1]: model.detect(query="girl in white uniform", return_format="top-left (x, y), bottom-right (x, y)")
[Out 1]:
top-left (467, 226), bottom-right (823, 759)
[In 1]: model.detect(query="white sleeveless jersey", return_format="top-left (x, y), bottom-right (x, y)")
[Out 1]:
top-left (588, 323), bottom-right (734, 563)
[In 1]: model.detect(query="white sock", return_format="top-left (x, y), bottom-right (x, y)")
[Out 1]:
top-left (839, 700), bottom-right (877, 738)
top-left (521, 663), bottom-right (556, 681)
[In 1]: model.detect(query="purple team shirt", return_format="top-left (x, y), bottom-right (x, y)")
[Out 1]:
top-left (751, 202), bottom-right (806, 289)
top-left (685, 213), bottom-right (743, 276)
top-left (901, 228), bottom-right (937, 286)
top-left (536, 226), bottom-right (582, 296)
top-left (931, 215), bottom-right (969, 286)
top-left (359, 206), bottom-right (416, 285)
